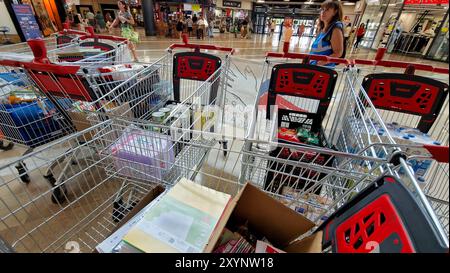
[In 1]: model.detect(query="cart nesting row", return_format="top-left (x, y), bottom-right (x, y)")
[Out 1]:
top-left (0, 38), bottom-right (448, 253)
top-left (0, 28), bottom-right (133, 183)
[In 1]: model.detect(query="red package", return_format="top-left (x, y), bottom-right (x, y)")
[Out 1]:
top-left (278, 128), bottom-right (300, 143)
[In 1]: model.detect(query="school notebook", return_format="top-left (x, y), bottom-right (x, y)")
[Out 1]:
top-left (122, 178), bottom-right (231, 253)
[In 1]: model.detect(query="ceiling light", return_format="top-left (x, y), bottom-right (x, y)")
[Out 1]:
top-left (343, 2), bottom-right (356, 5)
top-left (257, 0), bottom-right (265, 3)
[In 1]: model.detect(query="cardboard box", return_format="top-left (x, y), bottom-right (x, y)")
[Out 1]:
top-left (93, 185), bottom-right (165, 253)
top-left (67, 110), bottom-right (94, 141)
top-left (205, 183), bottom-right (323, 253)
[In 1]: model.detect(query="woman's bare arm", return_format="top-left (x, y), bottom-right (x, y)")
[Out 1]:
top-left (329, 27), bottom-right (344, 58)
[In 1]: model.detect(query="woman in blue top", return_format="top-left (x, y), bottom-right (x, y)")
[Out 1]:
top-left (310, 0), bottom-right (344, 67)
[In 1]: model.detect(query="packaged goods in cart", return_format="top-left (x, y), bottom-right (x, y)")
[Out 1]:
top-left (98, 64), bottom-right (146, 77)
top-left (280, 186), bottom-right (332, 223)
top-left (110, 125), bottom-right (175, 181)
top-left (276, 109), bottom-right (322, 146)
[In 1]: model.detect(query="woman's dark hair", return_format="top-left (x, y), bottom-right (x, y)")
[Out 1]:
top-left (118, 0), bottom-right (128, 10)
top-left (319, 0), bottom-right (343, 31)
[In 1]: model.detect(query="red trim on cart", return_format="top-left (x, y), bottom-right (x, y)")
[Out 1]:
top-left (334, 194), bottom-right (415, 253)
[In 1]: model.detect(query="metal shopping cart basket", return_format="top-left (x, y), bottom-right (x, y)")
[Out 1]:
top-left (0, 116), bottom-right (446, 253)
top-left (0, 33), bottom-right (133, 184)
top-left (318, 48), bottom-right (450, 239)
top-left (77, 35), bottom-right (248, 185)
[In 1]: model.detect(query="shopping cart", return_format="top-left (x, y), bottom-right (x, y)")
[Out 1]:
top-left (55, 23), bottom-right (89, 47)
top-left (315, 48), bottom-right (449, 240)
top-left (240, 46), bottom-right (449, 250)
top-left (0, 32), bottom-right (133, 184)
top-left (0, 117), bottom-right (446, 253)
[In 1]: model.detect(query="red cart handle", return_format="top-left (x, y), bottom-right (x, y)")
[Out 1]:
top-left (58, 29), bottom-right (88, 36)
top-left (424, 145), bottom-right (449, 163)
top-left (168, 34), bottom-right (234, 54)
top-left (58, 22), bottom-right (88, 36)
top-left (354, 48), bottom-right (449, 74)
top-left (266, 41), bottom-right (351, 65)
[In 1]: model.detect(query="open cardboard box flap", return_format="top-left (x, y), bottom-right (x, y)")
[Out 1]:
top-left (206, 182), bottom-right (322, 253)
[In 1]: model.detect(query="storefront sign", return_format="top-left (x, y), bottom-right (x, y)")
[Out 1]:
top-left (192, 4), bottom-right (201, 12)
top-left (404, 0), bottom-right (449, 4)
top-left (12, 4), bottom-right (42, 40)
top-left (223, 1), bottom-right (241, 8)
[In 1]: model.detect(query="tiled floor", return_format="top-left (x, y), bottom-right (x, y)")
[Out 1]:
top-left (0, 30), bottom-right (448, 252)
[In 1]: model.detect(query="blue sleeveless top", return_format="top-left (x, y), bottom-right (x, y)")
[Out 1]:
top-left (310, 21), bottom-right (344, 68)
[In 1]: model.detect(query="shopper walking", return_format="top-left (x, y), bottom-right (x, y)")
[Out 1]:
top-left (95, 11), bottom-right (106, 33)
top-left (207, 16), bottom-right (214, 38)
top-left (343, 22), bottom-right (351, 56)
top-left (310, 0), bottom-right (344, 67)
top-left (176, 17), bottom-right (184, 39)
top-left (186, 16), bottom-right (193, 36)
top-left (86, 10), bottom-right (95, 27)
top-left (298, 23), bottom-right (305, 38)
top-left (109, 0), bottom-right (139, 61)
top-left (197, 15), bottom-right (205, 39)
top-left (269, 19), bottom-right (276, 37)
top-left (354, 23), bottom-right (365, 49)
top-left (73, 12), bottom-right (83, 30)
top-left (241, 17), bottom-right (249, 38)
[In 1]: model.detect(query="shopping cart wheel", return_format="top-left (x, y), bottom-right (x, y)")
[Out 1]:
top-left (0, 141), bottom-right (14, 151)
top-left (112, 199), bottom-right (138, 223)
top-left (221, 140), bottom-right (228, 156)
top-left (51, 184), bottom-right (68, 204)
top-left (15, 163), bottom-right (30, 183)
top-left (44, 174), bottom-right (68, 204)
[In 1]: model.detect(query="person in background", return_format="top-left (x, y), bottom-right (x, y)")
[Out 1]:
top-left (298, 22), bottom-right (305, 38)
top-left (233, 19), bottom-right (239, 38)
top-left (310, 0), bottom-right (344, 67)
top-left (67, 11), bottom-right (74, 27)
top-left (354, 23), bottom-right (365, 49)
top-left (343, 22), bottom-right (352, 56)
top-left (95, 11), bottom-right (106, 33)
top-left (86, 10), bottom-right (95, 27)
top-left (282, 20), bottom-right (293, 43)
top-left (73, 12), bottom-right (83, 30)
top-left (207, 16), bottom-right (214, 38)
top-left (197, 14), bottom-right (205, 39)
top-left (186, 16), bottom-right (193, 36)
top-left (270, 19), bottom-right (276, 37)
top-left (176, 16), bottom-right (184, 39)
top-left (241, 17), bottom-right (249, 38)
top-left (109, 0), bottom-right (139, 61)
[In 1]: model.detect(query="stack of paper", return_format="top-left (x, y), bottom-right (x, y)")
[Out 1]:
top-left (122, 178), bottom-right (231, 253)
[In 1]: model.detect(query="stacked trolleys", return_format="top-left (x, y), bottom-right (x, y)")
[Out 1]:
top-left (240, 45), bottom-right (449, 252)
top-left (0, 38), bottom-right (448, 253)
top-left (0, 30), bottom-right (132, 185)
top-left (0, 36), bottom-right (251, 252)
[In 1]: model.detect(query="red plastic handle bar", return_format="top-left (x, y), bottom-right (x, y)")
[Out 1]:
top-left (168, 34), bottom-right (234, 54)
top-left (424, 145), bottom-right (449, 163)
top-left (58, 29), bottom-right (88, 36)
top-left (169, 43), bottom-right (234, 54)
top-left (266, 52), bottom-right (351, 65)
top-left (78, 34), bottom-right (129, 43)
top-left (354, 48), bottom-right (449, 74)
